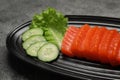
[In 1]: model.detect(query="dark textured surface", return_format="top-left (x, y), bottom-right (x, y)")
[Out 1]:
top-left (1, 0), bottom-right (120, 80)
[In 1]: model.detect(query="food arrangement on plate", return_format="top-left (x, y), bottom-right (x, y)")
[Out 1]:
top-left (22, 8), bottom-right (120, 66)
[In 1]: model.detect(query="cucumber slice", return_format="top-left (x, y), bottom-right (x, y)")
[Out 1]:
top-left (37, 43), bottom-right (59, 62)
top-left (26, 41), bottom-right (47, 57)
top-left (23, 35), bottom-right (46, 49)
top-left (22, 28), bottom-right (43, 41)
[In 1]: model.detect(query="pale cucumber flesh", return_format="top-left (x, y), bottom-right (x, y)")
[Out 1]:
top-left (22, 28), bottom-right (43, 41)
top-left (26, 41), bottom-right (47, 57)
top-left (22, 35), bottom-right (46, 49)
top-left (37, 43), bottom-right (59, 62)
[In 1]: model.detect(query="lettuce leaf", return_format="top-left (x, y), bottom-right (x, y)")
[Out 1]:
top-left (30, 8), bottom-right (68, 49)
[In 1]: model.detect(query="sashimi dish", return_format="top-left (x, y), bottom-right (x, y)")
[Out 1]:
top-left (22, 8), bottom-right (120, 66)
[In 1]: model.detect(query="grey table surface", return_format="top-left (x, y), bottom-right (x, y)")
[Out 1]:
top-left (1, 0), bottom-right (120, 80)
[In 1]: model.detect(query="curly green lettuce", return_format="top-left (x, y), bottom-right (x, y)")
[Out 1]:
top-left (30, 8), bottom-right (68, 49)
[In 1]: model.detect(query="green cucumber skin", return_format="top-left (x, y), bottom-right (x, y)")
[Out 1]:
top-left (37, 43), bottom-right (59, 62)
top-left (22, 28), bottom-right (43, 41)
top-left (22, 35), bottom-right (46, 49)
top-left (26, 41), bottom-right (47, 57)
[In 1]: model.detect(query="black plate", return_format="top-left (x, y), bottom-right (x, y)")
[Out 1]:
top-left (6, 15), bottom-right (120, 79)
